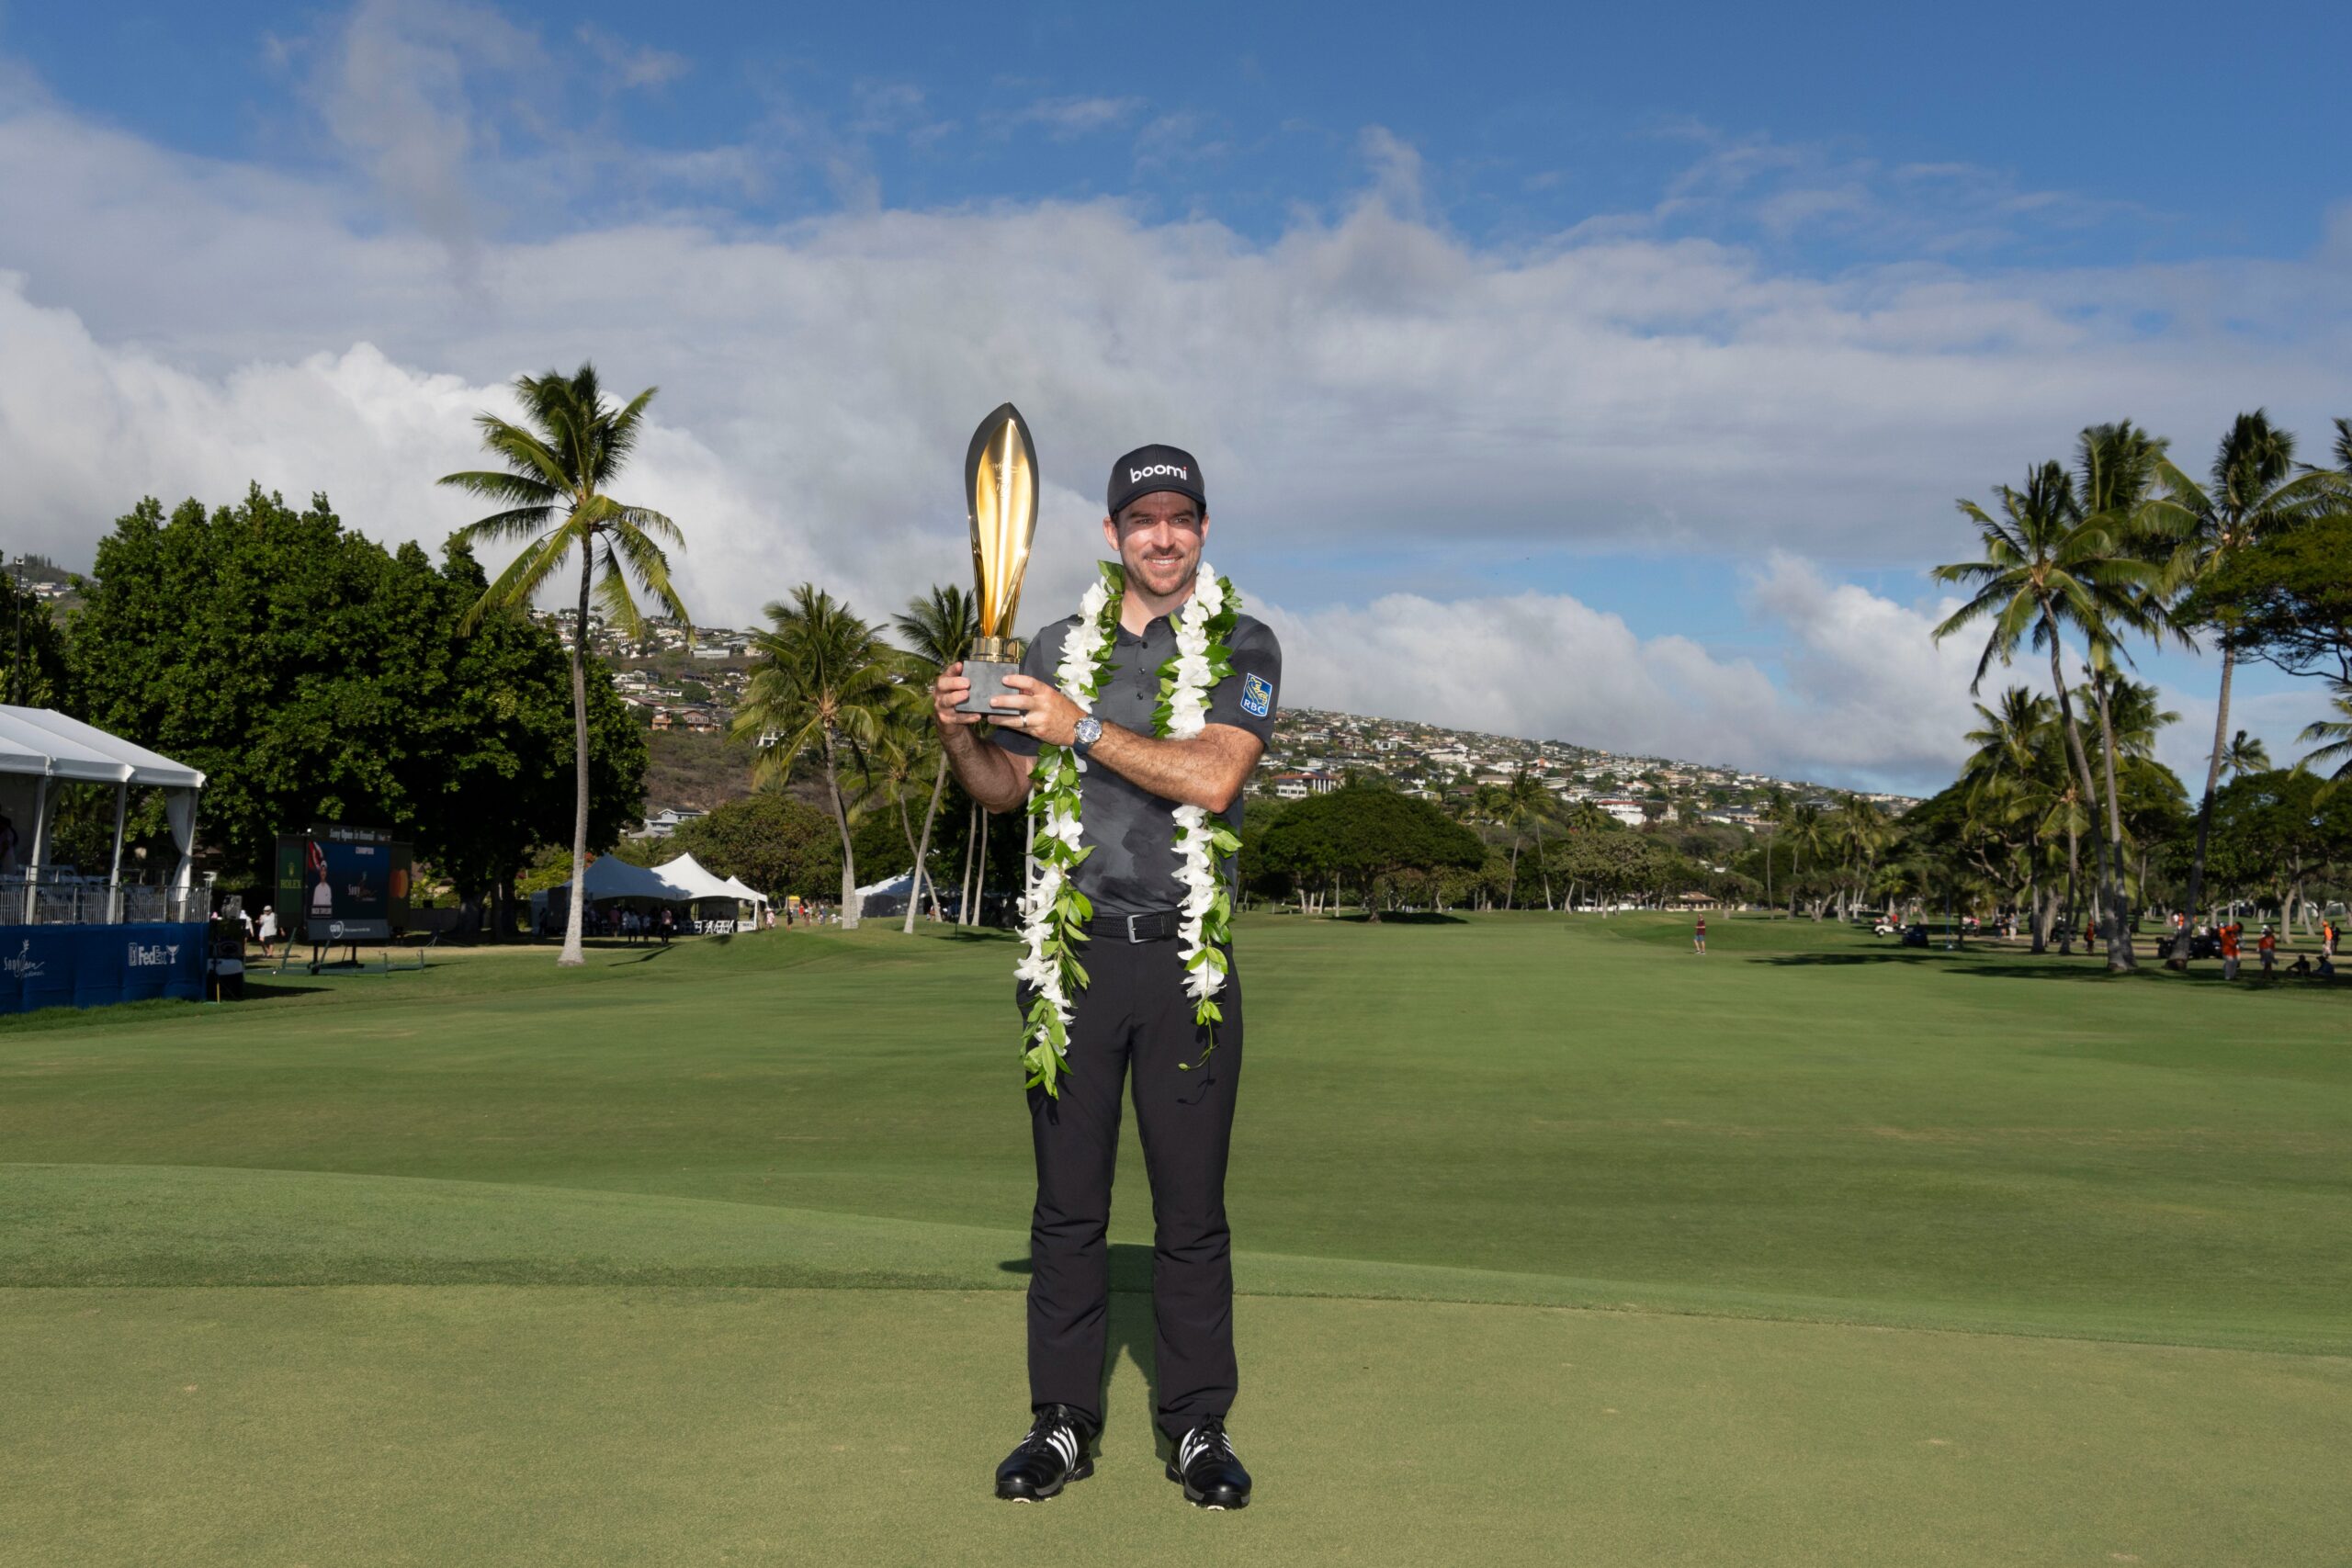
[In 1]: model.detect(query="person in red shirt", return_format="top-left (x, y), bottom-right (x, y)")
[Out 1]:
top-left (1693, 915), bottom-right (1707, 955)
top-left (2258, 928), bottom-right (2278, 976)
top-left (2220, 921), bottom-right (2243, 980)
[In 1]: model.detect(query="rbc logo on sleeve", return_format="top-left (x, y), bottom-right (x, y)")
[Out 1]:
top-left (1240, 672), bottom-right (1273, 718)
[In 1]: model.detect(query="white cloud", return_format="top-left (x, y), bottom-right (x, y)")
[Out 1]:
top-left (1008, 96), bottom-right (1145, 139)
top-left (576, 24), bottom-right (687, 90)
top-left (1261, 555), bottom-right (1980, 789)
top-left (1, 47), bottom-right (2347, 787)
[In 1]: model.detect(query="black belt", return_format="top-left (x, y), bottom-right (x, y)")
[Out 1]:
top-left (1083, 908), bottom-right (1185, 943)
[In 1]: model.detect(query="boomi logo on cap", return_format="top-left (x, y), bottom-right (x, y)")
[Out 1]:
top-left (1129, 463), bottom-right (1189, 483)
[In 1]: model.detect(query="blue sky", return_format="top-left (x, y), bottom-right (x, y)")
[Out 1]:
top-left (0, 0), bottom-right (2346, 790)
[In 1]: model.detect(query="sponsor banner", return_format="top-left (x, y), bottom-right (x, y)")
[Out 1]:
top-left (277, 827), bottom-right (413, 944)
top-left (0, 921), bottom-right (206, 1014)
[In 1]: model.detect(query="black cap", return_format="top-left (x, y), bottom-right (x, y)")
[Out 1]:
top-left (1106, 444), bottom-right (1206, 519)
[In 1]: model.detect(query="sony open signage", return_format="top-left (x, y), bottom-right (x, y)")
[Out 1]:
top-left (276, 823), bottom-right (414, 945)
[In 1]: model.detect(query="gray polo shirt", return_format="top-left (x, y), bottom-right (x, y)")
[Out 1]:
top-left (994, 609), bottom-right (1282, 917)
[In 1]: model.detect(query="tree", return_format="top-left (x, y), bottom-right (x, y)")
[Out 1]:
top-left (1778, 803), bottom-right (1831, 917)
top-left (1257, 784), bottom-right (1485, 919)
top-left (67, 490), bottom-right (644, 907)
top-left (731, 585), bottom-right (897, 929)
top-left (661, 793), bottom-right (842, 897)
top-left (892, 585), bottom-right (978, 932)
top-left (1958, 688), bottom-right (2066, 948)
top-left (1504, 769), bottom-right (1557, 909)
top-left (2147, 412), bottom-right (2338, 940)
top-left (2217, 729), bottom-right (2268, 780)
top-left (440, 363), bottom-right (689, 965)
top-left (862, 691), bottom-right (949, 923)
top-left (2299, 685), bottom-right (2352, 780)
top-left (1934, 459), bottom-right (2158, 967)
top-left (409, 540), bottom-right (645, 937)
top-left (2181, 515), bottom-right (2352, 688)
top-left (0, 568), bottom-right (70, 710)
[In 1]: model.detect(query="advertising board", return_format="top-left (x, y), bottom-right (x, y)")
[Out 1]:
top-left (276, 824), bottom-right (413, 944)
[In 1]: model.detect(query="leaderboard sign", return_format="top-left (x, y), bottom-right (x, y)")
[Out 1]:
top-left (275, 824), bottom-right (413, 943)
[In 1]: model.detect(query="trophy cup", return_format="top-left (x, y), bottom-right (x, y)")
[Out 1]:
top-left (956, 402), bottom-right (1039, 716)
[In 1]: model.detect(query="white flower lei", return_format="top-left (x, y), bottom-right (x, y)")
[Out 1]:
top-left (1016, 558), bottom-right (1242, 1096)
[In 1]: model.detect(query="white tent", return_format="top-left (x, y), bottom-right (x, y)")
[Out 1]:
top-left (551, 855), bottom-right (690, 904)
top-left (0, 705), bottom-right (207, 920)
top-left (652, 852), bottom-right (757, 904)
top-left (717, 875), bottom-right (767, 906)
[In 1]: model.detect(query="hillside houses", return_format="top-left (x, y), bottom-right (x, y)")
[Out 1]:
top-left (1249, 705), bottom-right (1915, 822)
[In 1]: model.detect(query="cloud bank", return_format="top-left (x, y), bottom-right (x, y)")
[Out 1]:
top-left (1, 17), bottom-right (2347, 792)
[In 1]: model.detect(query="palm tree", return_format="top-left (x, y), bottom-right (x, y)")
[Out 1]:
top-left (439, 363), bottom-right (689, 967)
top-left (863, 694), bottom-right (945, 926)
top-left (1467, 782), bottom-right (1512, 908)
top-left (1756, 786), bottom-right (1790, 916)
top-left (892, 585), bottom-right (978, 933)
top-left (732, 585), bottom-right (898, 930)
top-left (1962, 688), bottom-right (2059, 947)
top-left (1780, 803), bottom-right (1830, 918)
top-left (2072, 421), bottom-right (2182, 963)
top-left (1933, 460), bottom-right (2156, 968)
top-left (1828, 795), bottom-right (1892, 921)
top-left (2151, 412), bottom-right (2338, 937)
top-left (2222, 729), bottom-right (2270, 779)
top-left (1504, 769), bottom-right (1556, 909)
top-left (2299, 683), bottom-right (2352, 779)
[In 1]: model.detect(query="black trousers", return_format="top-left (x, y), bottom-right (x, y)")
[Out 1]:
top-left (1023, 937), bottom-right (1242, 1438)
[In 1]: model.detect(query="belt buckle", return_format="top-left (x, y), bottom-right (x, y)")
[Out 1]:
top-left (1125, 912), bottom-right (1157, 943)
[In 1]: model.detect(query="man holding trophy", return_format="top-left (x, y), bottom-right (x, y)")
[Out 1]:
top-left (932, 408), bottom-right (1281, 1510)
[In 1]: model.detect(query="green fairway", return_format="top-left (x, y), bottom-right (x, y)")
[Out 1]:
top-left (5, 915), bottom-right (2348, 1564)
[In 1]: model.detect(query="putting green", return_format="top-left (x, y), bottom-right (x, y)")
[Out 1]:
top-left (4, 914), bottom-right (2347, 1562)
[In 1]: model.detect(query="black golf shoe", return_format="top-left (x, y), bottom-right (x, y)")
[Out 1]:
top-left (993, 1404), bottom-right (1094, 1502)
top-left (1166, 1416), bottom-right (1251, 1509)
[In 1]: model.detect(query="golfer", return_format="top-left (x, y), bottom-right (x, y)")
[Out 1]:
top-left (933, 444), bottom-right (1279, 1510)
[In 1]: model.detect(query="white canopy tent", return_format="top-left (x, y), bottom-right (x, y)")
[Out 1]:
top-left (0, 706), bottom-right (207, 923)
top-left (653, 852), bottom-right (766, 907)
top-left (549, 854), bottom-right (691, 905)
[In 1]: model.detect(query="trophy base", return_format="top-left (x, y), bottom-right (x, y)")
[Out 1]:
top-left (956, 658), bottom-right (1023, 717)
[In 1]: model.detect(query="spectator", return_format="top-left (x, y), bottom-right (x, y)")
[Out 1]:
top-left (256, 905), bottom-right (278, 958)
top-left (2220, 920), bottom-right (2243, 981)
top-left (2258, 927), bottom-right (2278, 977)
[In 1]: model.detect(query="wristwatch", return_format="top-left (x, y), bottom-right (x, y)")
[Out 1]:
top-left (1072, 715), bottom-right (1103, 756)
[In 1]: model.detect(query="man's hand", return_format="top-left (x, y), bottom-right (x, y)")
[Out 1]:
top-left (932, 662), bottom-right (983, 728)
top-left (991, 674), bottom-right (1084, 747)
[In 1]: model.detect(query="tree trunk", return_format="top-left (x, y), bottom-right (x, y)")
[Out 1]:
top-left (975, 809), bottom-right (990, 925)
top-left (2042, 622), bottom-right (2110, 962)
top-left (2180, 647), bottom-right (2234, 959)
top-left (560, 546), bottom-right (594, 967)
top-left (903, 755), bottom-right (951, 933)
top-left (1505, 838), bottom-right (1519, 910)
top-left (1535, 824), bottom-right (1553, 909)
top-left (957, 798), bottom-right (978, 926)
top-left (820, 728), bottom-right (859, 929)
top-left (2089, 668), bottom-right (2136, 971)
top-left (1762, 833), bottom-right (1774, 915)
top-left (2061, 819), bottom-right (2079, 953)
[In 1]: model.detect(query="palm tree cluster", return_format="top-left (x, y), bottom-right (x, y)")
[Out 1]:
top-left (725, 584), bottom-right (989, 932)
top-left (1933, 412), bottom-right (2349, 968)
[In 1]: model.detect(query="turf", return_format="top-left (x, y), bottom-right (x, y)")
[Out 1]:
top-left (4, 914), bottom-right (2347, 1563)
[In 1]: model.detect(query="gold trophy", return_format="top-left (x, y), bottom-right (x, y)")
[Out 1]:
top-left (957, 401), bottom-right (1039, 716)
